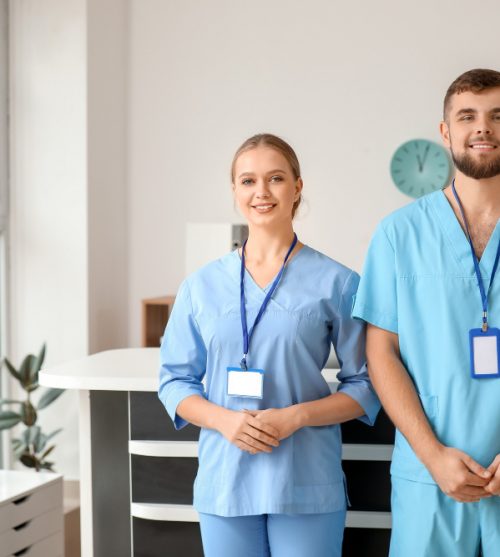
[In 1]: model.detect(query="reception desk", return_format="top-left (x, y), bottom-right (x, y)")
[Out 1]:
top-left (40, 348), bottom-right (394, 557)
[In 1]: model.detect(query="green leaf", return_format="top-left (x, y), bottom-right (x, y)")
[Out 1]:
top-left (20, 453), bottom-right (38, 469)
top-left (21, 401), bottom-right (37, 427)
top-left (40, 461), bottom-right (54, 471)
top-left (0, 410), bottom-right (22, 430)
top-left (41, 445), bottom-right (55, 459)
top-left (13, 442), bottom-right (28, 458)
top-left (34, 431), bottom-right (47, 453)
top-left (3, 358), bottom-right (21, 382)
top-left (11, 438), bottom-right (23, 449)
top-left (26, 425), bottom-right (41, 447)
top-left (19, 355), bottom-right (36, 390)
top-left (31, 344), bottom-right (46, 382)
top-left (37, 388), bottom-right (64, 410)
top-left (32, 427), bottom-right (41, 450)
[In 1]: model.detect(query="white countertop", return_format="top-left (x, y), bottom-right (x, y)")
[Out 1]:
top-left (39, 347), bottom-right (339, 392)
top-left (39, 348), bottom-right (161, 391)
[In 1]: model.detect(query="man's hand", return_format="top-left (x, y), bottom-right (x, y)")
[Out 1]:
top-left (216, 409), bottom-right (280, 455)
top-left (485, 455), bottom-right (500, 495)
top-left (425, 446), bottom-right (492, 502)
top-left (245, 407), bottom-right (302, 441)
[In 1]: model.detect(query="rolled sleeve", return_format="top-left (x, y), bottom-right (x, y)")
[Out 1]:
top-left (352, 223), bottom-right (398, 334)
top-left (333, 271), bottom-right (380, 425)
top-left (158, 280), bottom-right (207, 430)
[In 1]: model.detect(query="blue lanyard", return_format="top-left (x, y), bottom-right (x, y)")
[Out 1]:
top-left (452, 179), bottom-right (500, 331)
top-left (239, 234), bottom-right (298, 370)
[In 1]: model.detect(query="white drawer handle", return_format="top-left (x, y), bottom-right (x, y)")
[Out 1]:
top-left (13, 547), bottom-right (31, 556)
top-left (13, 495), bottom-right (30, 506)
top-left (13, 520), bottom-right (31, 532)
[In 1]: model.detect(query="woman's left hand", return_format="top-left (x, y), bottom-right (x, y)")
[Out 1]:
top-left (245, 407), bottom-right (302, 441)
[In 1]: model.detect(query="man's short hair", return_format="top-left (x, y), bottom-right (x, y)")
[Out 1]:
top-left (443, 68), bottom-right (500, 120)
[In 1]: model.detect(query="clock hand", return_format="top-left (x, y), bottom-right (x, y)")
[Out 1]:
top-left (421, 144), bottom-right (430, 169)
top-left (416, 154), bottom-right (423, 172)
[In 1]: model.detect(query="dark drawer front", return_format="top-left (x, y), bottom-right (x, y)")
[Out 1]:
top-left (343, 460), bottom-right (391, 512)
top-left (130, 391), bottom-right (200, 441)
top-left (341, 409), bottom-right (395, 444)
top-left (131, 455), bottom-right (198, 504)
top-left (133, 518), bottom-right (204, 557)
top-left (343, 527), bottom-right (391, 556)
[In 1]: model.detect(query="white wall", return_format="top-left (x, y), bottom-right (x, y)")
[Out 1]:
top-left (127, 0), bottom-right (500, 345)
top-left (9, 0), bottom-right (87, 477)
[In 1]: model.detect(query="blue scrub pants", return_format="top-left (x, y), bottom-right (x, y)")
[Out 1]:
top-left (390, 477), bottom-right (500, 557)
top-left (199, 510), bottom-right (346, 557)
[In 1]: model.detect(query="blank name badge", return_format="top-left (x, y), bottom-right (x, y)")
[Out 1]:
top-left (469, 328), bottom-right (500, 378)
top-left (226, 367), bottom-right (264, 398)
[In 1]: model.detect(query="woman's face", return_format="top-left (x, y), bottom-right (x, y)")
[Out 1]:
top-left (232, 146), bottom-right (302, 229)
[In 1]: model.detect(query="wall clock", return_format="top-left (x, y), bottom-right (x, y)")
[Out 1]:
top-left (390, 139), bottom-right (451, 198)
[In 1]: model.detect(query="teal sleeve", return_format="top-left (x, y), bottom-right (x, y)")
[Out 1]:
top-left (158, 280), bottom-right (207, 430)
top-left (352, 223), bottom-right (398, 334)
top-left (333, 271), bottom-right (381, 426)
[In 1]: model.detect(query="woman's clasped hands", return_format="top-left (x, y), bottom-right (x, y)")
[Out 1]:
top-left (216, 406), bottom-right (302, 455)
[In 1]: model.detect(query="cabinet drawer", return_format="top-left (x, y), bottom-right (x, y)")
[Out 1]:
top-left (0, 507), bottom-right (62, 557)
top-left (0, 481), bottom-right (62, 533)
top-left (6, 531), bottom-right (63, 557)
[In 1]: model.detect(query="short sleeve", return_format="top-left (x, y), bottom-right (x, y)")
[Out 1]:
top-left (352, 222), bottom-right (398, 334)
top-left (158, 280), bottom-right (207, 429)
top-left (333, 271), bottom-right (380, 426)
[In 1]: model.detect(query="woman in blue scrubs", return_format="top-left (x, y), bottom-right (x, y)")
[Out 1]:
top-left (158, 133), bottom-right (379, 557)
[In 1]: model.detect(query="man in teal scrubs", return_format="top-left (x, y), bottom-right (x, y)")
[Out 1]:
top-left (353, 68), bottom-right (500, 556)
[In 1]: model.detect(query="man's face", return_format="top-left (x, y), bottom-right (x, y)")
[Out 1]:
top-left (441, 87), bottom-right (500, 179)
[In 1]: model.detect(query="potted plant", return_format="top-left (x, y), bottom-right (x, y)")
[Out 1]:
top-left (0, 344), bottom-right (64, 471)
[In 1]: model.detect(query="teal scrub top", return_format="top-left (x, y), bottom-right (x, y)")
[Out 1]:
top-left (353, 190), bottom-right (500, 484)
top-left (158, 245), bottom-right (380, 516)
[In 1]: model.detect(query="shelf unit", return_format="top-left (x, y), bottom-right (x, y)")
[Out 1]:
top-left (0, 470), bottom-right (63, 557)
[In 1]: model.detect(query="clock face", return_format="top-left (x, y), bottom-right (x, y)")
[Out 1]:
top-left (390, 139), bottom-right (451, 198)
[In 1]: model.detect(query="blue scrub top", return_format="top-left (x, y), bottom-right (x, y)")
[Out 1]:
top-left (353, 190), bottom-right (500, 484)
top-left (159, 245), bottom-right (380, 516)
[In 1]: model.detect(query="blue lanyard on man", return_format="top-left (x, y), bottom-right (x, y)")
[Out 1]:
top-left (452, 179), bottom-right (500, 378)
top-left (452, 179), bottom-right (500, 331)
top-left (239, 234), bottom-right (298, 370)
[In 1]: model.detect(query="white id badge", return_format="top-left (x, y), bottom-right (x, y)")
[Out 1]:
top-left (227, 367), bottom-right (264, 398)
top-left (469, 328), bottom-right (500, 378)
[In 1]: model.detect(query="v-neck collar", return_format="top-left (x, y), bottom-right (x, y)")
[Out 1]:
top-left (433, 190), bottom-right (500, 279)
top-left (233, 244), bottom-right (309, 299)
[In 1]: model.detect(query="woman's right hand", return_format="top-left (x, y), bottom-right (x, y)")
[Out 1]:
top-left (216, 409), bottom-right (280, 455)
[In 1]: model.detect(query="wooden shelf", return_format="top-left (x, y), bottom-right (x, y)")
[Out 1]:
top-left (141, 296), bottom-right (176, 347)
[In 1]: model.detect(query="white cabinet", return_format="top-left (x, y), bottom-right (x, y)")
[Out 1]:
top-left (0, 470), bottom-right (63, 557)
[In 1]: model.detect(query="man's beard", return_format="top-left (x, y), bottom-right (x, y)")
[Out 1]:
top-left (451, 144), bottom-right (500, 180)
